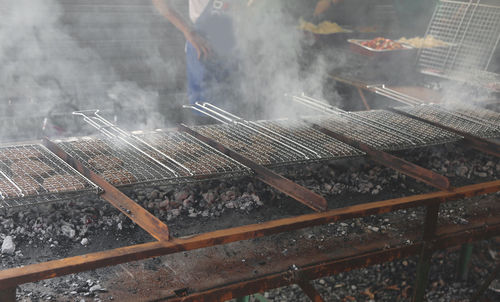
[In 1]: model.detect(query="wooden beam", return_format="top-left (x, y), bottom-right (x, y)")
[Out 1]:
top-left (166, 217), bottom-right (500, 302)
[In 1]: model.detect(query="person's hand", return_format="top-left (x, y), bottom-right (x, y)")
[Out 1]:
top-left (314, 0), bottom-right (331, 17)
top-left (185, 30), bottom-right (211, 60)
top-left (314, 0), bottom-right (343, 17)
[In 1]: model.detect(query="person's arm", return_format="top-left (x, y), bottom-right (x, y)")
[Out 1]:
top-left (313, 0), bottom-right (343, 17)
top-left (152, 0), bottom-right (210, 60)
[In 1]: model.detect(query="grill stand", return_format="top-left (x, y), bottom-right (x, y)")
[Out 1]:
top-left (391, 108), bottom-right (500, 158)
top-left (43, 138), bottom-right (170, 241)
top-left (178, 124), bottom-right (328, 212)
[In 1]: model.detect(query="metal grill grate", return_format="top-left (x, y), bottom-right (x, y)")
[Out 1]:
top-left (307, 109), bottom-right (463, 151)
top-left (254, 120), bottom-right (364, 160)
top-left (308, 115), bottom-right (415, 151)
top-left (396, 104), bottom-right (500, 138)
top-left (355, 110), bottom-right (463, 146)
top-left (418, 0), bottom-right (500, 75)
top-left (136, 130), bottom-right (252, 179)
top-left (195, 124), bottom-right (313, 167)
top-left (58, 137), bottom-right (191, 187)
top-left (0, 144), bottom-right (99, 209)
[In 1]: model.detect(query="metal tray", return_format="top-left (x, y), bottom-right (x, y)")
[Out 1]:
top-left (348, 39), bottom-right (415, 56)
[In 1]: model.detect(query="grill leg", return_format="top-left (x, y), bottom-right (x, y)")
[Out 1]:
top-left (0, 287), bottom-right (16, 302)
top-left (456, 243), bottom-right (473, 280)
top-left (412, 248), bottom-right (434, 302)
top-left (235, 295), bottom-right (250, 302)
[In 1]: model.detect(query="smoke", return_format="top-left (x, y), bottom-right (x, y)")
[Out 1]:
top-left (233, 1), bottom-right (345, 120)
top-left (0, 0), bottom-right (174, 141)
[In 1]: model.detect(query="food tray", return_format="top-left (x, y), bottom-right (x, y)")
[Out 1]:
top-left (348, 39), bottom-right (415, 57)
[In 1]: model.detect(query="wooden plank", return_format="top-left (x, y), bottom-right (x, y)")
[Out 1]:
top-left (0, 180), bottom-right (498, 290)
top-left (178, 124), bottom-right (328, 212)
top-left (43, 138), bottom-right (170, 241)
top-left (311, 124), bottom-right (451, 191)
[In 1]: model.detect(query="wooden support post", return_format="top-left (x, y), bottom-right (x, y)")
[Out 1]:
top-left (0, 287), bottom-right (16, 302)
top-left (412, 203), bottom-right (440, 302)
top-left (457, 243), bottom-right (473, 281)
top-left (235, 295), bottom-right (250, 302)
top-left (297, 280), bottom-right (325, 302)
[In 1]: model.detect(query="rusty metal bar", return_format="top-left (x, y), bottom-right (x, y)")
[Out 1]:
top-left (357, 87), bottom-right (371, 111)
top-left (165, 217), bottom-right (500, 302)
top-left (0, 180), bottom-right (499, 291)
top-left (391, 108), bottom-right (500, 158)
top-left (297, 281), bottom-right (325, 302)
top-left (178, 124), bottom-right (328, 212)
top-left (310, 124), bottom-right (451, 191)
top-left (43, 138), bottom-right (170, 241)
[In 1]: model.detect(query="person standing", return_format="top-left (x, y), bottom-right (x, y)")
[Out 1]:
top-left (153, 0), bottom-right (250, 113)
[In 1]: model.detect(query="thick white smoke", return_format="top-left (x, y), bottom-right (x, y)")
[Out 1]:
top-left (0, 0), bottom-right (170, 140)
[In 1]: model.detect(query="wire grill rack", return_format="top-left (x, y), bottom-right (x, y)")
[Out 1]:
top-left (0, 144), bottom-right (99, 209)
top-left (253, 120), bottom-right (364, 160)
top-left (58, 137), bottom-right (192, 187)
top-left (418, 0), bottom-right (500, 75)
top-left (396, 104), bottom-right (500, 138)
top-left (307, 109), bottom-right (463, 151)
top-left (195, 123), bottom-right (314, 167)
top-left (354, 110), bottom-right (463, 146)
top-left (136, 130), bottom-right (252, 179)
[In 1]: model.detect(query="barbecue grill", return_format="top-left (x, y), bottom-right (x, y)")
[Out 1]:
top-left (136, 130), bottom-right (252, 179)
top-left (416, 0), bottom-right (500, 92)
top-left (187, 102), bottom-right (364, 167)
top-left (292, 95), bottom-right (463, 151)
top-left (0, 144), bottom-right (99, 209)
top-left (418, 0), bottom-right (500, 76)
top-left (53, 110), bottom-right (252, 187)
top-left (396, 104), bottom-right (500, 139)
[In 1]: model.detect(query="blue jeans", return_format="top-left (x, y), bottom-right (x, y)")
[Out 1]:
top-left (186, 42), bottom-right (239, 111)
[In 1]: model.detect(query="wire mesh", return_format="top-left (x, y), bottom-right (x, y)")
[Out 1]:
top-left (254, 120), bottom-right (365, 160)
top-left (195, 123), bottom-right (315, 167)
top-left (307, 115), bottom-right (415, 151)
top-left (136, 130), bottom-right (252, 179)
top-left (0, 144), bottom-right (99, 209)
top-left (396, 104), bottom-right (500, 138)
top-left (418, 0), bottom-right (500, 76)
top-left (354, 110), bottom-right (463, 146)
top-left (58, 137), bottom-right (192, 187)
